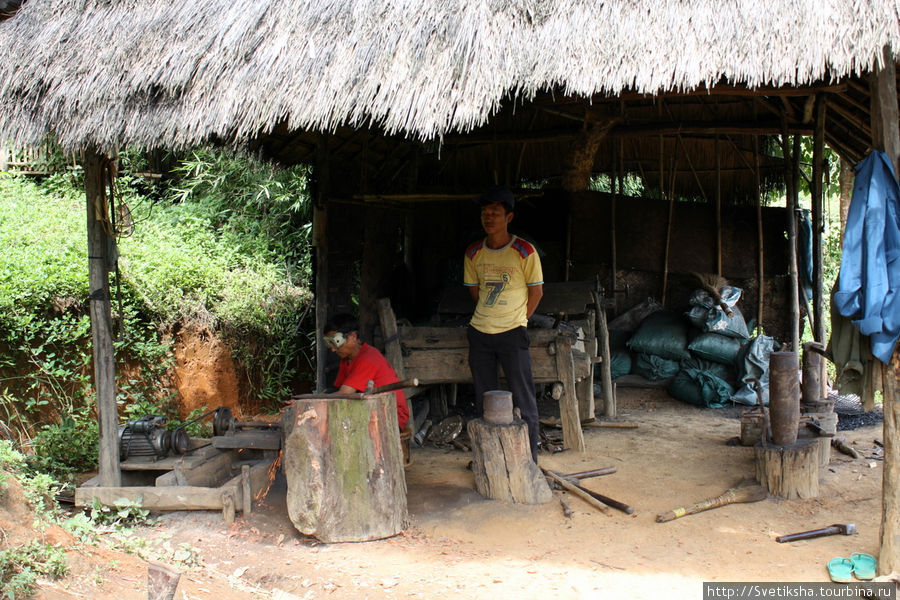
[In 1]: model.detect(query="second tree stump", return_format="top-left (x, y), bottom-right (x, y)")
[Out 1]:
top-left (467, 418), bottom-right (552, 504)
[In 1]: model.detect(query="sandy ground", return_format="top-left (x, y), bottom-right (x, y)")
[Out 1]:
top-left (31, 388), bottom-right (888, 599)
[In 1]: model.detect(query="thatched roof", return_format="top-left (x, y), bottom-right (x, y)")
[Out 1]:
top-left (0, 0), bottom-right (898, 153)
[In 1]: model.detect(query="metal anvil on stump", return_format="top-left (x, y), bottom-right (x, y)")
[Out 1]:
top-left (281, 392), bottom-right (408, 542)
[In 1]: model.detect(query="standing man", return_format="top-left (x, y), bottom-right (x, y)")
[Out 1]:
top-left (323, 314), bottom-right (410, 431)
top-left (464, 186), bottom-right (544, 461)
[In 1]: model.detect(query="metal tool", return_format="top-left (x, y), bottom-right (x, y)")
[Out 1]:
top-left (775, 523), bottom-right (857, 543)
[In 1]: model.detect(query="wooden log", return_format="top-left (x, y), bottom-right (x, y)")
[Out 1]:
top-left (148, 563), bottom-right (180, 600)
top-left (554, 335), bottom-right (585, 452)
top-left (754, 439), bottom-right (819, 499)
top-left (281, 393), bottom-right (407, 542)
top-left (467, 418), bottom-right (552, 504)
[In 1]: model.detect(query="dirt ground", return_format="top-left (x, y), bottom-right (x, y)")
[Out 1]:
top-left (23, 388), bottom-right (889, 599)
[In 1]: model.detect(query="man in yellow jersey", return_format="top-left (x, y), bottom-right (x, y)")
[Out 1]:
top-left (464, 186), bottom-right (544, 462)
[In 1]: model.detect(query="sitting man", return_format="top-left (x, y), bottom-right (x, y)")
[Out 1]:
top-left (323, 314), bottom-right (410, 431)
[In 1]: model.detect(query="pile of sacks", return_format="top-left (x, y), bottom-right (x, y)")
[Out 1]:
top-left (602, 289), bottom-right (776, 408)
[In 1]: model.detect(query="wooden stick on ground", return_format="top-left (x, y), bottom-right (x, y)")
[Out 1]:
top-left (542, 468), bottom-right (609, 513)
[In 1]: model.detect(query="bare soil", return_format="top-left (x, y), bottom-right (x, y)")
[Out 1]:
top-left (15, 388), bottom-right (887, 599)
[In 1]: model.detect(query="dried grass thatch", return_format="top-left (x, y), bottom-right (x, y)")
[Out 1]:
top-left (0, 0), bottom-right (898, 152)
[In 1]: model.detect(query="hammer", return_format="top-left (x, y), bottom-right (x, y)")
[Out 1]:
top-left (775, 523), bottom-right (857, 543)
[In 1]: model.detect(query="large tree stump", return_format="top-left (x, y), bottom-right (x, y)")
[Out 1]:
top-left (281, 393), bottom-right (408, 542)
top-left (467, 418), bottom-right (552, 504)
top-left (755, 439), bottom-right (819, 499)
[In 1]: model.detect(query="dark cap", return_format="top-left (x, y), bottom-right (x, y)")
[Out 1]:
top-left (479, 186), bottom-right (515, 211)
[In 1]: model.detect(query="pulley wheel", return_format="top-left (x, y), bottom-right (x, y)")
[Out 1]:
top-left (213, 407), bottom-right (233, 437)
top-left (170, 428), bottom-right (191, 455)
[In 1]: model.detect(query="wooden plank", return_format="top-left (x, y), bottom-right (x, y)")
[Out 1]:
top-left (397, 326), bottom-right (575, 349)
top-left (377, 298), bottom-right (417, 411)
top-left (594, 291), bottom-right (616, 419)
top-left (554, 336), bottom-right (585, 452)
top-left (85, 149), bottom-right (120, 488)
top-left (155, 451), bottom-right (236, 487)
top-left (121, 444), bottom-right (221, 471)
top-left (437, 281), bottom-right (596, 316)
top-left (212, 431), bottom-right (282, 450)
top-left (402, 346), bottom-right (590, 384)
top-left (75, 484), bottom-right (236, 510)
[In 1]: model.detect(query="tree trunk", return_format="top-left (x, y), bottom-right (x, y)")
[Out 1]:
top-left (755, 439), bottom-right (819, 499)
top-left (282, 393), bottom-right (408, 542)
top-left (468, 418), bottom-right (552, 504)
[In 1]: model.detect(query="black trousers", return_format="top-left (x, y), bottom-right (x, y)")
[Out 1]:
top-left (467, 325), bottom-right (539, 462)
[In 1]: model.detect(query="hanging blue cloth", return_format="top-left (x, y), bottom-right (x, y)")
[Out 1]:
top-left (833, 151), bottom-right (900, 364)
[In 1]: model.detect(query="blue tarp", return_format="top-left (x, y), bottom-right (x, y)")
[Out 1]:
top-left (833, 151), bottom-right (900, 364)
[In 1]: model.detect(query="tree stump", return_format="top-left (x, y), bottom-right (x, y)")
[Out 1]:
top-left (467, 418), bottom-right (552, 504)
top-left (281, 393), bottom-right (408, 542)
top-left (754, 439), bottom-right (819, 499)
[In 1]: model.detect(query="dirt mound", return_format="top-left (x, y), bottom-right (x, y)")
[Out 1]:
top-left (172, 322), bottom-right (244, 421)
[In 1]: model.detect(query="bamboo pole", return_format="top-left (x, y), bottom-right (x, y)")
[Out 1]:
top-left (85, 148), bottom-right (120, 488)
top-left (870, 43), bottom-right (900, 577)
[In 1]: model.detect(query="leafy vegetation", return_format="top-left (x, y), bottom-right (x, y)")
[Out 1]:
top-left (0, 541), bottom-right (68, 599)
top-left (0, 145), bottom-right (315, 473)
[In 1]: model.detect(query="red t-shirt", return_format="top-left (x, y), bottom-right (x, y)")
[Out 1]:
top-left (334, 343), bottom-right (409, 430)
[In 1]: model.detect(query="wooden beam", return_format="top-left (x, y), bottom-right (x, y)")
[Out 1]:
top-left (443, 120), bottom-right (814, 145)
top-left (85, 149), bottom-right (120, 488)
top-left (869, 44), bottom-right (900, 577)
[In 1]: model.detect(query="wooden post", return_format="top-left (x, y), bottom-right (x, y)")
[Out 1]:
top-left (313, 135), bottom-right (329, 392)
top-left (870, 44), bottom-right (900, 576)
top-left (85, 149), bottom-right (120, 488)
top-left (754, 133), bottom-right (765, 333)
top-left (554, 335), bottom-right (585, 452)
top-left (593, 290), bottom-right (615, 419)
top-left (811, 95), bottom-right (827, 347)
top-left (282, 393), bottom-right (408, 543)
top-left (715, 135), bottom-right (723, 277)
top-left (779, 123), bottom-right (801, 353)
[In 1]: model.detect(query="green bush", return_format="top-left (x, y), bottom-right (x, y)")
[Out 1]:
top-left (0, 144), bottom-right (315, 475)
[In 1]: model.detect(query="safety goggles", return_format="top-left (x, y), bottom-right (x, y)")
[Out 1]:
top-left (323, 331), bottom-right (348, 350)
